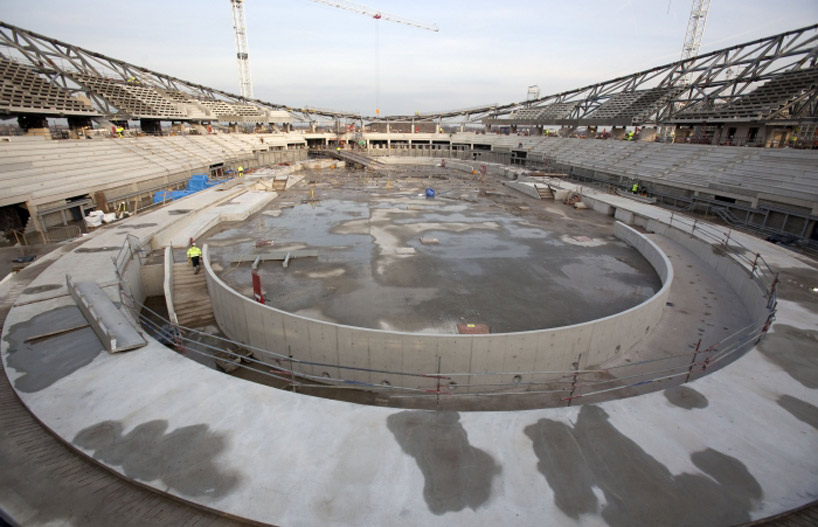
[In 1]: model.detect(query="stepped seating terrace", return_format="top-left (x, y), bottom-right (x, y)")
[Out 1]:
top-left (0, 133), bottom-right (299, 209)
top-left (585, 87), bottom-right (679, 123)
top-left (72, 73), bottom-right (186, 119)
top-left (677, 68), bottom-right (818, 121)
top-left (0, 57), bottom-right (97, 116)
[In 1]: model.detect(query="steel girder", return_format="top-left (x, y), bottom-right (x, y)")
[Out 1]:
top-left (0, 20), bottom-right (816, 126)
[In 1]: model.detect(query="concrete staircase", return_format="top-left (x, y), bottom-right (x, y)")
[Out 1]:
top-left (172, 262), bottom-right (216, 328)
top-left (535, 184), bottom-right (554, 199)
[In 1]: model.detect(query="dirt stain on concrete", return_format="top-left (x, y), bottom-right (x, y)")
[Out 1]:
top-left (3, 306), bottom-right (102, 392)
top-left (524, 405), bottom-right (761, 526)
top-left (664, 386), bottom-right (709, 409)
top-left (73, 419), bottom-right (240, 498)
top-left (757, 325), bottom-right (818, 389)
top-left (386, 411), bottom-right (500, 515)
top-left (778, 395), bottom-right (818, 430)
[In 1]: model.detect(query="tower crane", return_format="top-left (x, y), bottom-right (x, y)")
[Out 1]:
top-left (230, 0), bottom-right (253, 99)
top-left (306, 1), bottom-right (438, 116)
top-left (228, 0), bottom-right (437, 114)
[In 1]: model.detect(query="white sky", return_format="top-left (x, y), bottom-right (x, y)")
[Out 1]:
top-left (3, 0), bottom-right (818, 116)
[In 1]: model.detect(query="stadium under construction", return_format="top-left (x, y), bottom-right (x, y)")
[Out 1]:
top-left (0, 16), bottom-right (817, 527)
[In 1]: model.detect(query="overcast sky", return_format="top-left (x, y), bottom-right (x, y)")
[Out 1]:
top-left (3, 0), bottom-right (817, 115)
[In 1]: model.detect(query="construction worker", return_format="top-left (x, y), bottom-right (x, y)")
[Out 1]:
top-left (237, 165), bottom-right (244, 178)
top-left (626, 130), bottom-right (634, 141)
top-left (187, 243), bottom-right (203, 274)
top-left (116, 201), bottom-right (127, 219)
top-left (632, 182), bottom-right (639, 193)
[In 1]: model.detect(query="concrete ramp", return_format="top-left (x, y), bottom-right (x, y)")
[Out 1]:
top-left (65, 275), bottom-right (147, 353)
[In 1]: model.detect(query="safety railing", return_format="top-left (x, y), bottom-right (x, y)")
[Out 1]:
top-left (134, 295), bottom-right (771, 408)
top-left (664, 209), bottom-right (778, 299)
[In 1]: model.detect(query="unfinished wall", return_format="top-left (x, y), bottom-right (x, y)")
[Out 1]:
top-left (203, 222), bottom-right (672, 393)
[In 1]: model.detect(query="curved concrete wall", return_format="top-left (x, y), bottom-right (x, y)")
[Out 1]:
top-left (203, 221), bottom-right (672, 392)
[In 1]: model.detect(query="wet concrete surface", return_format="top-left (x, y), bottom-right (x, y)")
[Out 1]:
top-left (777, 395), bottom-right (818, 430)
top-left (74, 246), bottom-right (120, 253)
top-left (386, 410), bottom-right (500, 514)
top-left (757, 324), bottom-right (818, 389)
top-left (664, 385), bottom-right (709, 409)
top-left (73, 419), bottom-right (240, 498)
top-left (524, 405), bottom-right (762, 526)
top-left (204, 169), bottom-right (661, 334)
top-left (3, 305), bottom-right (102, 392)
top-left (21, 284), bottom-right (62, 295)
top-left (775, 266), bottom-right (818, 316)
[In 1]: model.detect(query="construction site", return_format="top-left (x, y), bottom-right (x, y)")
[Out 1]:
top-left (1, 0), bottom-right (817, 526)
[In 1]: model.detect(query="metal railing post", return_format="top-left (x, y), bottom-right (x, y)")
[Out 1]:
top-left (685, 339), bottom-right (702, 383)
top-left (567, 353), bottom-right (582, 406)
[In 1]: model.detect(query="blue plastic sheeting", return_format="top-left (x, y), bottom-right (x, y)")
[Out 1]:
top-left (153, 190), bottom-right (194, 203)
top-left (187, 174), bottom-right (220, 192)
top-left (425, 187), bottom-right (436, 198)
top-left (154, 174), bottom-right (228, 203)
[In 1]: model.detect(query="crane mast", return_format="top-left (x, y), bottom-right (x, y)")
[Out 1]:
top-left (680, 0), bottom-right (711, 62)
top-left (230, 0), bottom-right (254, 99)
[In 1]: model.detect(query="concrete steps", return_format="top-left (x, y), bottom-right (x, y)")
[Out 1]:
top-left (535, 184), bottom-right (553, 199)
top-left (172, 262), bottom-right (216, 328)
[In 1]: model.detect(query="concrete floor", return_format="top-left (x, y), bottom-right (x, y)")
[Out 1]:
top-left (2, 163), bottom-right (817, 526)
top-left (205, 169), bottom-right (660, 334)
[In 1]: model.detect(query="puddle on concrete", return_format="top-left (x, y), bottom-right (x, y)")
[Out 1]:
top-left (664, 386), bottom-right (709, 409)
top-left (73, 419), bottom-right (240, 498)
top-left (777, 395), bottom-right (818, 430)
top-left (116, 223), bottom-right (157, 229)
top-left (75, 246), bottom-right (120, 253)
top-left (22, 284), bottom-right (62, 295)
top-left (776, 266), bottom-right (818, 315)
top-left (168, 209), bottom-right (192, 215)
top-left (757, 324), bottom-right (818, 389)
top-left (524, 405), bottom-right (761, 526)
top-left (3, 306), bottom-right (102, 392)
top-left (202, 180), bottom-right (662, 334)
top-left (386, 411), bottom-right (500, 515)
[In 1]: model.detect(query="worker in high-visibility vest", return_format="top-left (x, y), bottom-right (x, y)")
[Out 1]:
top-left (237, 166), bottom-right (244, 178)
top-left (632, 182), bottom-right (639, 194)
top-left (187, 243), bottom-right (203, 274)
